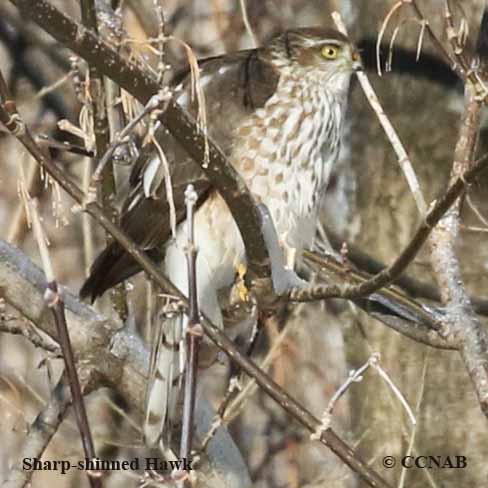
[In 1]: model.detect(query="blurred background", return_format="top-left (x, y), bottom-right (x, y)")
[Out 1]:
top-left (1, 1), bottom-right (488, 487)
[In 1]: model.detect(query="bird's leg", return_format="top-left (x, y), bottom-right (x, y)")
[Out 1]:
top-left (256, 204), bottom-right (308, 295)
top-left (280, 236), bottom-right (297, 270)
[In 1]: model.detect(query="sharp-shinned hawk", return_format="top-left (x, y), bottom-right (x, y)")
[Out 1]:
top-left (80, 26), bottom-right (361, 447)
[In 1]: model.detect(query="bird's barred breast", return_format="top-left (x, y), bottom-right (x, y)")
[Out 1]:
top-left (233, 75), bottom-right (343, 252)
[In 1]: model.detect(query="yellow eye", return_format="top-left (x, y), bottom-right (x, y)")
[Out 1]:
top-left (321, 45), bottom-right (339, 60)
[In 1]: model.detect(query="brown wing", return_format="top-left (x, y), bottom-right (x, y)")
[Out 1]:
top-left (80, 48), bottom-right (280, 301)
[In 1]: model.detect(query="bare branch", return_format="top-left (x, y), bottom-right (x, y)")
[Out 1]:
top-left (0, 314), bottom-right (59, 353)
top-left (334, 11), bottom-right (427, 214)
top-left (27, 194), bottom-right (100, 488)
top-left (319, 228), bottom-right (488, 316)
top-left (313, 353), bottom-right (415, 439)
top-left (179, 185), bottom-right (204, 479)
top-left (302, 251), bottom-right (455, 350)
top-left (91, 92), bottom-right (170, 184)
top-left (45, 281), bottom-right (101, 488)
top-left (410, 0), bottom-right (488, 100)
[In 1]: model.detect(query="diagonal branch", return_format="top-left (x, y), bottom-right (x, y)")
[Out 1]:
top-left (319, 228), bottom-right (488, 316)
top-left (334, 11), bottom-right (427, 215)
top-left (302, 251), bottom-right (455, 350)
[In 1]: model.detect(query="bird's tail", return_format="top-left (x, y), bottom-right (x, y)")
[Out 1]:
top-left (79, 243), bottom-right (164, 303)
top-left (144, 312), bottom-right (185, 449)
top-left (79, 243), bottom-right (136, 302)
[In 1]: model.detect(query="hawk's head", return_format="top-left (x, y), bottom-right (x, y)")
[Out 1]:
top-left (265, 27), bottom-right (361, 96)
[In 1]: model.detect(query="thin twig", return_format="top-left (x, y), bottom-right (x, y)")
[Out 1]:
top-left (0, 315), bottom-right (60, 353)
top-left (82, 157), bottom-right (96, 277)
top-left (28, 196), bottom-right (101, 488)
top-left (398, 354), bottom-right (429, 488)
top-left (239, 0), bottom-right (258, 47)
top-left (333, 11), bottom-right (427, 215)
top-left (153, 0), bottom-right (168, 85)
top-left (409, 0), bottom-right (488, 100)
top-left (408, 0), bottom-right (460, 74)
top-left (314, 358), bottom-right (372, 435)
top-left (33, 72), bottom-right (72, 100)
top-left (372, 358), bottom-right (416, 425)
top-left (466, 194), bottom-right (488, 228)
top-left (376, 0), bottom-right (404, 76)
top-left (386, 18), bottom-right (426, 72)
top-left (80, 0), bottom-right (123, 323)
top-left (91, 91), bottom-right (170, 184)
top-left (148, 126), bottom-right (178, 238)
top-left (179, 185), bottom-right (203, 486)
top-left (201, 318), bottom-right (293, 450)
top-left (80, 0), bottom-right (112, 198)
top-left (313, 353), bottom-right (415, 439)
top-left (7, 153), bottom-right (39, 245)
top-left (443, 0), bottom-right (472, 77)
